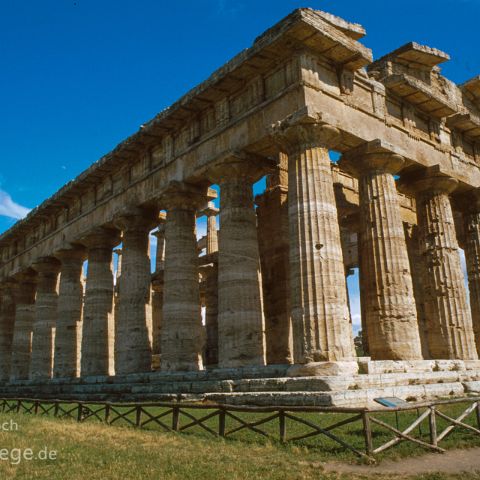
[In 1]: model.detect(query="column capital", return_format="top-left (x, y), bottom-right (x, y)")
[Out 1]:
top-left (341, 139), bottom-right (405, 176)
top-left (54, 245), bottom-right (87, 265)
top-left (161, 181), bottom-right (209, 211)
top-left (399, 166), bottom-right (458, 197)
top-left (206, 151), bottom-right (276, 184)
top-left (80, 227), bottom-right (121, 250)
top-left (199, 201), bottom-right (219, 218)
top-left (271, 114), bottom-right (340, 154)
top-left (32, 256), bottom-right (61, 275)
top-left (114, 206), bottom-right (159, 232)
top-left (12, 268), bottom-right (37, 285)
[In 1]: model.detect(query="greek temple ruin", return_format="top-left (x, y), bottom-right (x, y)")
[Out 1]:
top-left (1, 8), bottom-right (480, 406)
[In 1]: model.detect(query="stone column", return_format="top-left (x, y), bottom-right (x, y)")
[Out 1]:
top-left (151, 220), bottom-right (166, 365)
top-left (161, 182), bottom-right (206, 371)
top-left (10, 271), bottom-right (37, 381)
top-left (200, 263), bottom-right (219, 366)
top-left (344, 142), bottom-right (422, 360)
top-left (412, 172), bottom-right (478, 360)
top-left (114, 208), bottom-right (157, 375)
top-left (0, 280), bottom-right (16, 382)
top-left (53, 247), bottom-right (86, 378)
top-left (30, 257), bottom-right (61, 380)
top-left (80, 228), bottom-right (120, 377)
top-left (199, 202), bottom-right (219, 367)
top-left (404, 223), bottom-right (430, 358)
top-left (208, 153), bottom-right (270, 368)
top-left (461, 190), bottom-right (480, 356)
top-left (273, 118), bottom-right (355, 371)
top-left (255, 153), bottom-right (292, 365)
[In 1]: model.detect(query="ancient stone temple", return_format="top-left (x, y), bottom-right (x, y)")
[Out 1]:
top-left (1, 8), bottom-right (480, 406)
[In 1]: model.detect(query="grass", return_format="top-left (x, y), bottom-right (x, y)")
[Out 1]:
top-left (0, 402), bottom-right (479, 479)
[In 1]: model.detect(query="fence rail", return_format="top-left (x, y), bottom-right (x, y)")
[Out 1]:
top-left (1, 396), bottom-right (480, 461)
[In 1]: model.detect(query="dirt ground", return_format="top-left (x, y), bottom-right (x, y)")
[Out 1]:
top-left (321, 448), bottom-right (480, 476)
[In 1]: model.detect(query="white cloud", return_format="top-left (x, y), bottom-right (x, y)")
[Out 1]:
top-left (0, 190), bottom-right (30, 220)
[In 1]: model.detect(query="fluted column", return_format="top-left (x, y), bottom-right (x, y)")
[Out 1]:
top-left (404, 223), bottom-right (430, 358)
top-left (201, 263), bottom-right (219, 366)
top-left (461, 190), bottom-right (480, 355)
top-left (10, 271), bottom-right (37, 381)
top-left (273, 119), bottom-right (354, 366)
top-left (114, 209), bottom-right (157, 375)
top-left (0, 281), bottom-right (16, 382)
top-left (161, 182), bottom-right (206, 371)
top-left (255, 153), bottom-right (292, 365)
top-left (151, 220), bottom-right (166, 362)
top-left (344, 143), bottom-right (422, 360)
top-left (204, 203), bottom-right (219, 254)
top-left (53, 247), bottom-right (86, 378)
top-left (412, 172), bottom-right (478, 360)
top-left (81, 228), bottom-right (120, 377)
top-left (30, 257), bottom-right (61, 380)
top-left (208, 153), bottom-right (270, 368)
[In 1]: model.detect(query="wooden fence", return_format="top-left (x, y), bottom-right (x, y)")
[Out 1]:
top-left (1, 396), bottom-right (480, 461)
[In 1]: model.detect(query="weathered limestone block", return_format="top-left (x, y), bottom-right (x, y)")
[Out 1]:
top-left (80, 228), bottom-right (120, 377)
top-left (256, 153), bottom-right (293, 365)
top-left (412, 172), bottom-right (478, 360)
top-left (208, 153), bottom-right (272, 368)
top-left (344, 142), bottom-right (422, 360)
top-left (461, 191), bottom-right (480, 356)
top-left (53, 247), bottom-right (86, 378)
top-left (273, 116), bottom-right (354, 366)
top-left (30, 257), bottom-right (61, 381)
top-left (0, 280), bottom-right (16, 382)
top-left (10, 270), bottom-right (37, 381)
top-left (287, 361), bottom-right (359, 377)
top-left (114, 208), bottom-right (157, 375)
top-left (161, 182), bottom-right (206, 371)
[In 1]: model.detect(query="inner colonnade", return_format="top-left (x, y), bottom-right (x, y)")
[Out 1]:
top-left (1, 9), bottom-right (480, 395)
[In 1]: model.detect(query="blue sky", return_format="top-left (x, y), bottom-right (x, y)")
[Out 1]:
top-left (1, 0), bottom-right (478, 333)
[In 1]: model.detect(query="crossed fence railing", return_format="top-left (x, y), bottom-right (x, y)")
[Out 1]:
top-left (1, 396), bottom-right (480, 461)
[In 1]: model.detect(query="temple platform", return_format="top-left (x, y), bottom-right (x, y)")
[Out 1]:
top-left (1, 360), bottom-right (480, 407)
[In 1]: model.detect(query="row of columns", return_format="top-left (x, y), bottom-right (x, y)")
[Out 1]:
top-left (1, 118), bottom-right (480, 384)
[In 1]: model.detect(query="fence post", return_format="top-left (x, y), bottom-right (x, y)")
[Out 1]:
top-left (54, 402), bottom-right (59, 417)
top-left (279, 409), bottom-right (287, 443)
top-left (218, 408), bottom-right (226, 437)
top-left (172, 406), bottom-right (180, 432)
top-left (105, 404), bottom-right (110, 424)
top-left (16, 399), bottom-right (21, 413)
top-left (362, 411), bottom-right (373, 456)
top-left (77, 402), bottom-right (83, 423)
top-left (135, 406), bottom-right (142, 428)
top-left (476, 402), bottom-right (480, 431)
top-left (429, 406), bottom-right (437, 446)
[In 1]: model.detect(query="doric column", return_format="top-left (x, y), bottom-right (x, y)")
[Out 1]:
top-left (161, 182), bottom-right (206, 371)
top-left (255, 153), bottom-right (292, 364)
top-left (273, 118), bottom-right (354, 367)
top-left (200, 263), bottom-right (219, 366)
top-left (53, 246), bottom-right (86, 378)
top-left (114, 208), bottom-right (157, 375)
top-left (30, 257), bottom-right (61, 380)
top-left (404, 223), bottom-right (430, 358)
top-left (151, 218), bottom-right (166, 363)
top-left (343, 141), bottom-right (422, 360)
top-left (208, 153), bottom-right (271, 368)
top-left (204, 203), bottom-right (219, 254)
top-left (412, 171), bottom-right (478, 360)
top-left (10, 270), bottom-right (37, 381)
top-left (0, 280), bottom-right (16, 382)
top-left (199, 202), bottom-right (219, 366)
top-left (460, 190), bottom-right (480, 355)
top-left (80, 228), bottom-right (120, 377)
